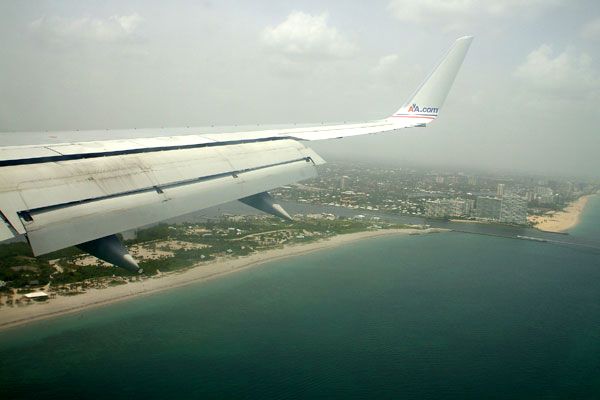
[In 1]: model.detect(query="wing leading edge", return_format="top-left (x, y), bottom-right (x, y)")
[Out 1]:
top-left (0, 36), bottom-right (473, 270)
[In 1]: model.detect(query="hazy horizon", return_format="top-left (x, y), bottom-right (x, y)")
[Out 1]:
top-left (1, 1), bottom-right (599, 177)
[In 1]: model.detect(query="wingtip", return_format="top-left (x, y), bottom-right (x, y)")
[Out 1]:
top-left (457, 35), bottom-right (474, 42)
top-left (390, 35), bottom-right (473, 122)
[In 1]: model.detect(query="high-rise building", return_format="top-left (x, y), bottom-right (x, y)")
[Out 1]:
top-left (534, 186), bottom-right (555, 205)
top-left (500, 195), bottom-right (527, 224)
top-left (496, 183), bottom-right (505, 197)
top-left (525, 191), bottom-right (535, 202)
top-left (534, 186), bottom-right (553, 196)
top-left (451, 199), bottom-right (472, 216)
top-left (424, 200), bottom-right (446, 218)
top-left (446, 176), bottom-right (458, 185)
top-left (467, 176), bottom-right (477, 186)
top-left (425, 199), bottom-right (471, 218)
top-left (474, 197), bottom-right (502, 220)
top-left (474, 195), bottom-right (527, 224)
top-left (340, 176), bottom-right (349, 190)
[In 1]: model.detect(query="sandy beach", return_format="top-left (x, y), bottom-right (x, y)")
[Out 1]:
top-left (529, 195), bottom-right (593, 233)
top-left (0, 228), bottom-right (443, 331)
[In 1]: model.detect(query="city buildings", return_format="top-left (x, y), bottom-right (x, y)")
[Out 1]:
top-left (271, 161), bottom-right (597, 226)
top-left (474, 197), bottom-right (502, 220)
top-left (473, 195), bottom-right (527, 224)
top-left (340, 176), bottom-right (349, 190)
top-left (496, 183), bottom-right (505, 197)
top-left (535, 186), bottom-right (555, 205)
top-left (500, 195), bottom-right (528, 224)
top-left (425, 199), bottom-right (472, 218)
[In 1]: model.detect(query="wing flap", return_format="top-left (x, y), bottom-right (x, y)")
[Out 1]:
top-left (0, 146), bottom-right (62, 163)
top-left (0, 139), bottom-right (324, 253)
top-left (48, 135), bottom-right (216, 155)
top-left (0, 139), bottom-right (319, 211)
top-left (25, 158), bottom-right (318, 255)
top-left (0, 215), bottom-right (15, 242)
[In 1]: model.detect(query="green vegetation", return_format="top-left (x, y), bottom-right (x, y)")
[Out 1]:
top-left (0, 242), bottom-right (54, 288)
top-left (51, 264), bottom-right (131, 285)
top-left (0, 215), bottom-right (405, 291)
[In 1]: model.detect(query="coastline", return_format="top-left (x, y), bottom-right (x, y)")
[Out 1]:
top-left (0, 228), bottom-right (443, 332)
top-left (529, 194), bottom-right (594, 233)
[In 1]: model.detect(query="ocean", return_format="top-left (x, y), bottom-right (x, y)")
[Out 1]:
top-left (1, 197), bottom-right (600, 399)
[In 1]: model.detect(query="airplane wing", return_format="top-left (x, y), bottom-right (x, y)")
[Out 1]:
top-left (0, 36), bottom-right (473, 271)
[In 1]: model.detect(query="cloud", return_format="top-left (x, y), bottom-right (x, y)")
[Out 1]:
top-left (369, 54), bottom-right (409, 87)
top-left (261, 11), bottom-right (356, 58)
top-left (371, 54), bottom-right (400, 76)
top-left (514, 44), bottom-right (599, 98)
top-left (581, 17), bottom-right (600, 42)
top-left (388, 0), bottom-right (563, 31)
top-left (29, 13), bottom-right (144, 44)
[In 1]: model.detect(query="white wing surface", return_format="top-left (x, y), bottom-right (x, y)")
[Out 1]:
top-left (0, 36), bottom-right (472, 269)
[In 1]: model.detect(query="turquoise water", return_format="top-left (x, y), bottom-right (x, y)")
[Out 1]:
top-left (571, 194), bottom-right (600, 238)
top-left (1, 200), bottom-right (600, 399)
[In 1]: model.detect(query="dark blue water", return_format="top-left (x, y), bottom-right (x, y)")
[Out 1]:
top-left (1, 198), bottom-right (600, 399)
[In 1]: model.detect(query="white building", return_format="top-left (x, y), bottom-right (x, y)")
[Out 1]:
top-left (474, 196), bottom-right (502, 220)
top-left (535, 186), bottom-right (555, 204)
top-left (340, 176), bottom-right (349, 190)
top-left (474, 195), bottom-right (527, 224)
top-left (500, 195), bottom-right (527, 224)
top-left (496, 183), bottom-right (505, 197)
top-left (425, 199), bottom-right (471, 218)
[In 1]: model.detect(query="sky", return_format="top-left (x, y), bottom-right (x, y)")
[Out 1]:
top-left (0, 0), bottom-right (599, 177)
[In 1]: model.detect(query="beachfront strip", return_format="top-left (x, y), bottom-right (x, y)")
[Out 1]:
top-left (0, 214), bottom-right (444, 329)
top-left (527, 195), bottom-right (593, 233)
top-left (1, 156), bottom-right (597, 329)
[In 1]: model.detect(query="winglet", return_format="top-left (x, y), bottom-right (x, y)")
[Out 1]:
top-left (389, 36), bottom-right (473, 125)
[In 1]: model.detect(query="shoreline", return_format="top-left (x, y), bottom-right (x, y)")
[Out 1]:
top-left (529, 195), bottom-right (594, 233)
top-left (0, 228), bottom-right (443, 332)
